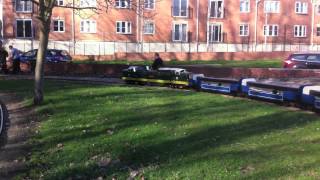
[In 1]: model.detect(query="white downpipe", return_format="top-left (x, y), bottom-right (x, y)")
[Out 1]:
top-left (136, 0), bottom-right (140, 43)
top-left (264, 13), bottom-right (268, 46)
top-left (0, 0), bottom-right (3, 39)
top-left (72, 0), bottom-right (75, 55)
top-left (311, 2), bottom-right (315, 46)
top-left (254, 0), bottom-right (260, 48)
top-left (206, 0), bottom-right (210, 49)
top-left (196, 0), bottom-right (200, 51)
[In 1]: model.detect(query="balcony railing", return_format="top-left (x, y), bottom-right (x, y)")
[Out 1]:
top-left (171, 6), bottom-right (193, 19)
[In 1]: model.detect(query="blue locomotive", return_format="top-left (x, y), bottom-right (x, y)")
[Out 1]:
top-left (122, 66), bottom-right (320, 112)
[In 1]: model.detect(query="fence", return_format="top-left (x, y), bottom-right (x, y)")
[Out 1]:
top-left (3, 38), bottom-right (320, 56)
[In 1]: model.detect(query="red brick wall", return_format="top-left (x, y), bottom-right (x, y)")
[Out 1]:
top-left (41, 63), bottom-right (320, 79)
top-left (73, 51), bottom-right (291, 61)
top-left (2, 0), bottom-right (317, 44)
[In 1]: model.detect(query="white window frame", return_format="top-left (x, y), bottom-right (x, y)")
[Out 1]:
top-left (16, 19), bottom-right (33, 38)
top-left (15, 0), bottom-right (32, 13)
top-left (144, 0), bottom-right (155, 10)
top-left (80, 20), bottom-right (97, 33)
top-left (209, 0), bottom-right (224, 18)
top-left (264, 1), bottom-right (280, 13)
top-left (239, 23), bottom-right (249, 36)
top-left (143, 21), bottom-right (155, 35)
top-left (56, 0), bottom-right (64, 6)
top-left (80, 0), bottom-right (96, 7)
top-left (295, 1), bottom-right (308, 14)
top-left (53, 19), bottom-right (65, 32)
top-left (116, 21), bottom-right (132, 34)
top-left (263, 24), bottom-right (279, 36)
top-left (240, 0), bottom-right (250, 13)
top-left (294, 25), bottom-right (307, 37)
top-left (172, 0), bottom-right (189, 17)
top-left (172, 22), bottom-right (188, 42)
top-left (115, 0), bottom-right (131, 8)
top-left (208, 23), bottom-right (223, 42)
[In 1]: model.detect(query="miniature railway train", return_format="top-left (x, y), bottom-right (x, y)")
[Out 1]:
top-left (122, 66), bottom-right (320, 112)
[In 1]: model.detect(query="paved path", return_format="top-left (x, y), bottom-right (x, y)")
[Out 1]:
top-left (0, 93), bottom-right (36, 179)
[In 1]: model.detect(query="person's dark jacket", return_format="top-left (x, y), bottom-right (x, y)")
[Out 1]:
top-left (152, 57), bottom-right (164, 70)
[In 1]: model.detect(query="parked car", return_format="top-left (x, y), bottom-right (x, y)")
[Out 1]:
top-left (283, 53), bottom-right (320, 69)
top-left (19, 49), bottom-right (72, 63)
top-left (19, 49), bottom-right (72, 72)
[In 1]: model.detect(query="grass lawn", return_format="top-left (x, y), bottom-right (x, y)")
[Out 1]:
top-left (1, 80), bottom-right (320, 179)
top-left (72, 59), bottom-right (282, 68)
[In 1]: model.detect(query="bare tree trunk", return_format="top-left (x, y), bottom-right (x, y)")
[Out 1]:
top-left (34, 20), bottom-right (50, 105)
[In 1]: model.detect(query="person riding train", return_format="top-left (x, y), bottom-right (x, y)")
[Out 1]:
top-left (152, 53), bottom-right (164, 70)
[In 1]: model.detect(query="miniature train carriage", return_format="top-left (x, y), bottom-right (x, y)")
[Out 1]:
top-left (156, 67), bottom-right (190, 87)
top-left (246, 81), bottom-right (301, 102)
top-left (196, 76), bottom-right (256, 95)
top-left (300, 85), bottom-right (320, 107)
top-left (309, 90), bottom-right (320, 110)
top-left (122, 66), bottom-right (192, 87)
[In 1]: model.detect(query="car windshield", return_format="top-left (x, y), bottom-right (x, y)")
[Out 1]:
top-left (24, 50), bottom-right (36, 56)
top-left (291, 54), bottom-right (306, 60)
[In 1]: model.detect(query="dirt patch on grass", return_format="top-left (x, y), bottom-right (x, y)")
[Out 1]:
top-left (0, 93), bottom-right (36, 179)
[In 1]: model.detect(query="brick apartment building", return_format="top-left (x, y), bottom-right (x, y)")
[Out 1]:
top-left (0, 0), bottom-right (320, 57)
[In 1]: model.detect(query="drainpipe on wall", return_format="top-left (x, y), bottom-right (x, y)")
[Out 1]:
top-left (311, 1), bottom-right (315, 47)
top-left (72, 0), bottom-right (75, 55)
top-left (196, 0), bottom-right (199, 52)
top-left (264, 12), bottom-right (268, 46)
top-left (0, 0), bottom-right (3, 39)
top-left (206, 0), bottom-right (210, 49)
top-left (136, 0), bottom-right (140, 46)
top-left (140, 0), bottom-right (144, 53)
top-left (254, 0), bottom-right (260, 49)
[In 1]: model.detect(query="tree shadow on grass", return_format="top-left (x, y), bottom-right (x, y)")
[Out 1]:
top-left (15, 81), bottom-right (320, 179)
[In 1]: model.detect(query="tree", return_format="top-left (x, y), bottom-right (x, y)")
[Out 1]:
top-left (30, 0), bottom-right (147, 105)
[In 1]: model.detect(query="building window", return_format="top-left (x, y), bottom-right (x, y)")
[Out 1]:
top-left (208, 24), bottom-right (223, 42)
top-left (240, 0), bottom-right (250, 13)
top-left (80, 20), bottom-right (96, 33)
top-left (144, 0), bottom-right (155, 9)
top-left (115, 0), bottom-right (131, 8)
top-left (264, 1), bottom-right (280, 13)
top-left (263, 25), bottom-right (278, 36)
top-left (295, 2), bottom-right (307, 14)
top-left (116, 21), bottom-right (132, 34)
top-left (80, 0), bottom-right (96, 7)
top-left (144, 21), bottom-right (155, 34)
top-left (172, 0), bottom-right (188, 17)
top-left (53, 20), bottom-right (65, 32)
top-left (16, 19), bottom-right (32, 38)
top-left (172, 23), bottom-right (188, 42)
top-left (317, 26), bottom-right (320, 36)
top-left (56, 0), bottom-right (63, 6)
top-left (317, 5), bottom-right (320, 14)
top-left (209, 0), bottom-right (224, 18)
top-left (294, 25), bottom-right (307, 37)
top-left (239, 24), bottom-right (249, 36)
top-left (15, 0), bottom-right (32, 12)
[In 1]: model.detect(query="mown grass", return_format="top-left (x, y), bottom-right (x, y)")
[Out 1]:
top-left (72, 59), bottom-right (282, 68)
top-left (1, 80), bottom-right (320, 179)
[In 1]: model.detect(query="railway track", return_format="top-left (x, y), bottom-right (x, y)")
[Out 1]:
top-left (0, 75), bottom-right (124, 85)
top-left (0, 100), bottom-right (8, 146)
